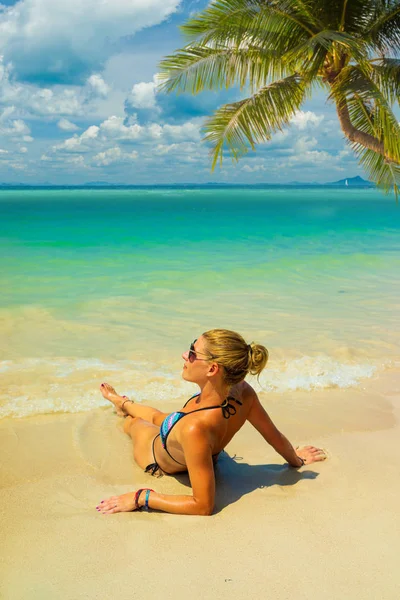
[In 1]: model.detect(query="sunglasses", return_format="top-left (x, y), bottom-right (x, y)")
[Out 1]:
top-left (188, 339), bottom-right (216, 363)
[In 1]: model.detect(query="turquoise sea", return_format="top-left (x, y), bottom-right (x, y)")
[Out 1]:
top-left (1, 187), bottom-right (399, 418)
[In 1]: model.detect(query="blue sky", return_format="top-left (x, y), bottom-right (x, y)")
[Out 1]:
top-left (0, 0), bottom-right (369, 184)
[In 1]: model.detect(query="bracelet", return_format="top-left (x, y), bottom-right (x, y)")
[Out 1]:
top-left (295, 457), bottom-right (305, 468)
top-left (134, 489), bottom-right (145, 510)
top-left (144, 489), bottom-right (154, 511)
top-left (134, 488), bottom-right (154, 511)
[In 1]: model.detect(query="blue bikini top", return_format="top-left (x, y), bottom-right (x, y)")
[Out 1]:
top-left (160, 394), bottom-right (242, 451)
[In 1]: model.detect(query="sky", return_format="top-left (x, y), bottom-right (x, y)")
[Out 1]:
top-left (0, 0), bottom-right (374, 184)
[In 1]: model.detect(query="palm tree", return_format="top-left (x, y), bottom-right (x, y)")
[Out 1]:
top-left (159, 0), bottom-right (400, 196)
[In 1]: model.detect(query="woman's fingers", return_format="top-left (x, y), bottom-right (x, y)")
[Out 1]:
top-left (96, 491), bottom-right (137, 514)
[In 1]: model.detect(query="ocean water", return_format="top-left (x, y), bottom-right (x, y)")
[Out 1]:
top-left (1, 187), bottom-right (399, 418)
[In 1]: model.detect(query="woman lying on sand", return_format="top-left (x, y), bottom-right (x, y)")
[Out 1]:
top-left (97, 329), bottom-right (326, 516)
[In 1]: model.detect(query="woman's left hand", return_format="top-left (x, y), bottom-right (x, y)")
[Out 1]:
top-left (96, 492), bottom-right (137, 515)
top-left (296, 445), bottom-right (327, 465)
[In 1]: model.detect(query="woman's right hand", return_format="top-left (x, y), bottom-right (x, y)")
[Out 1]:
top-left (96, 491), bottom-right (138, 515)
top-left (296, 445), bottom-right (327, 465)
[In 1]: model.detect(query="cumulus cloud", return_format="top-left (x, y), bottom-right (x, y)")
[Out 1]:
top-left (290, 111), bottom-right (324, 130)
top-left (92, 147), bottom-right (138, 166)
top-left (154, 142), bottom-right (198, 155)
top-left (57, 118), bottom-right (80, 131)
top-left (0, 59), bottom-right (115, 118)
top-left (0, 0), bottom-right (182, 84)
top-left (87, 75), bottom-right (110, 98)
top-left (128, 80), bottom-right (157, 110)
top-left (241, 163), bottom-right (267, 173)
top-left (0, 107), bottom-right (33, 142)
top-left (52, 115), bottom-right (201, 157)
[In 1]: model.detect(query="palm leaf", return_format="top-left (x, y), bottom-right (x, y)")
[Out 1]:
top-left (158, 46), bottom-right (287, 95)
top-left (363, 2), bottom-right (400, 54)
top-left (354, 144), bottom-right (400, 200)
top-left (202, 74), bottom-right (307, 169)
top-left (370, 58), bottom-right (400, 105)
top-left (343, 92), bottom-right (400, 197)
top-left (180, 0), bottom-right (315, 56)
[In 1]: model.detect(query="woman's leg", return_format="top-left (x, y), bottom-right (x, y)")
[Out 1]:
top-left (100, 382), bottom-right (165, 423)
top-left (123, 416), bottom-right (160, 470)
top-left (100, 383), bottom-right (163, 470)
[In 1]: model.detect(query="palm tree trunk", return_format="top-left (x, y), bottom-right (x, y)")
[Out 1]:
top-left (335, 100), bottom-right (399, 164)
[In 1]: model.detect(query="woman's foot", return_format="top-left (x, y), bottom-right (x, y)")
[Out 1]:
top-left (100, 382), bottom-right (128, 416)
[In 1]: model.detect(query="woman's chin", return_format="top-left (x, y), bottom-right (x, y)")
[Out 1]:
top-left (182, 368), bottom-right (194, 383)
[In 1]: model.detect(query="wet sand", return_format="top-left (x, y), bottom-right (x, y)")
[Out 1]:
top-left (1, 369), bottom-right (400, 600)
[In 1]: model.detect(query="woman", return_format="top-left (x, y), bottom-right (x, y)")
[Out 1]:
top-left (96, 329), bottom-right (326, 516)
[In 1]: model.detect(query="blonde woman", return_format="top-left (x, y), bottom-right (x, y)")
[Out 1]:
top-left (97, 329), bottom-right (326, 516)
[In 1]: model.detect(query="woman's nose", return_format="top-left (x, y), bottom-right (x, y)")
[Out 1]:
top-left (182, 350), bottom-right (189, 361)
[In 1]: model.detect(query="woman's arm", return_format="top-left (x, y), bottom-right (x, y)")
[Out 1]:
top-left (246, 386), bottom-right (325, 466)
top-left (97, 423), bottom-right (216, 516)
top-left (145, 423), bottom-right (215, 515)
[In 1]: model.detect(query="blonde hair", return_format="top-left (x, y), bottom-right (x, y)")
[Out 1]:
top-left (202, 329), bottom-right (268, 386)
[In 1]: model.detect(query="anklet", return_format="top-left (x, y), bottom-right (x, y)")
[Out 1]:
top-left (121, 397), bottom-right (133, 412)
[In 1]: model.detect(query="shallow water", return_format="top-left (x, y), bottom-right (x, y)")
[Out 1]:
top-left (1, 187), bottom-right (399, 418)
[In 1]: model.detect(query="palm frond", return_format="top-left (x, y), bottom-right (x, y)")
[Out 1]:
top-left (285, 30), bottom-right (368, 78)
top-left (202, 74), bottom-right (307, 169)
top-left (338, 85), bottom-right (400, 197)
top-left (370, 58), bottom-right (400, 105)
top-left (363, 2), bottom-right (400, 54)
top-left (180, 0), bottom-right (314, 54)
top-left (354, 143), bottom-right (400, 199)
top-left (158, 46), bottom-right (287, 95)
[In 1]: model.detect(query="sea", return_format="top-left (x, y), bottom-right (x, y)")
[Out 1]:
top-left (1, 187), bottom-right (399, 419)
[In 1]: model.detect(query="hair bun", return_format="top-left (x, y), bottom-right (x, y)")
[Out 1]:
top-left (248, 342), bottom-right (269, 376)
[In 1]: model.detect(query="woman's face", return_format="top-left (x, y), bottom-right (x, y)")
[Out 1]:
top-left (181, 336), bottom-right (214, 383)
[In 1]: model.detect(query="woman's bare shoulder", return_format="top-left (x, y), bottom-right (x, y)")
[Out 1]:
top-left (231, 381), bottom-right (258, 402)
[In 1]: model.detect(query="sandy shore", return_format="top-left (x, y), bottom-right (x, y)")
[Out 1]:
top-left (1, 370), bottom-right (400, 600)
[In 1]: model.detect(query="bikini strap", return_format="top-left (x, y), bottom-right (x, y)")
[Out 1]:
top-left (220, 396), bottom-right (243, 419)
top-left (182, 393), bottom-right (201, 408)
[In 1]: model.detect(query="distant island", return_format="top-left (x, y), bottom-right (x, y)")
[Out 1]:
top-left (0, 176), bottom-right (375, 190)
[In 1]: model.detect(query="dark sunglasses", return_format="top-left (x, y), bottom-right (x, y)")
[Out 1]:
top-left (188, 339), bottom-right (216, 363)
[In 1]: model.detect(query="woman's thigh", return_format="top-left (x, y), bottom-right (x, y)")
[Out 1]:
top-left (124, 417), bottom-right (159, 470)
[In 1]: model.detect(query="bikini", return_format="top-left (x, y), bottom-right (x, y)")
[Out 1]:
top-left (144, 393), bottom-right (243, 477)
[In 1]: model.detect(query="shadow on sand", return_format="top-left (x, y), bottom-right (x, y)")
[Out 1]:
top-left (174, 452), bottom-right (319, 514)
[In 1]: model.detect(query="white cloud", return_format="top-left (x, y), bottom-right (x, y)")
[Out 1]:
top-left (242, 163), bottom-right (267, 173)
top-left (294, 136), bottom-right (318, 153)
top-left (99, 116), bottom-right (142, 141)
top-left (0, 0), bottom-right (182, 82)
top-left (0, 108), bottom-right (32, 141)
top-left (162, 121), bottom-right (201, 142)
top-left (52, 116), bottom-right (201, 157)
top-left (58, 118), bottom-right (79, 131)
top-left (128, 80), bottom-right (157, 110)
top-left (92, 146), bottom-right (138, 166)
top-left (290, 111), bottom-right (324, 130)
top-left (154, 142), bottom-right (198, 156)
top-left (0, 58), bottom-right (117, 118)
top-left (87, 75), bottom-right (110, 98)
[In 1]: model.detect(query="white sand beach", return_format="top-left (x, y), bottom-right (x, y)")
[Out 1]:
top-left (1, 368), bottom-right (399, 600)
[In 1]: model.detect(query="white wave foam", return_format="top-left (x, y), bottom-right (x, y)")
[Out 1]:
top-left (0, 354), bottom-right (379, 419)
top-left (253, 355), bottom-right (377, 393)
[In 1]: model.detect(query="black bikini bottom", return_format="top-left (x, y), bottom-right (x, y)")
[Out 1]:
top-left (144, 434), bottom-right (221, 478)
